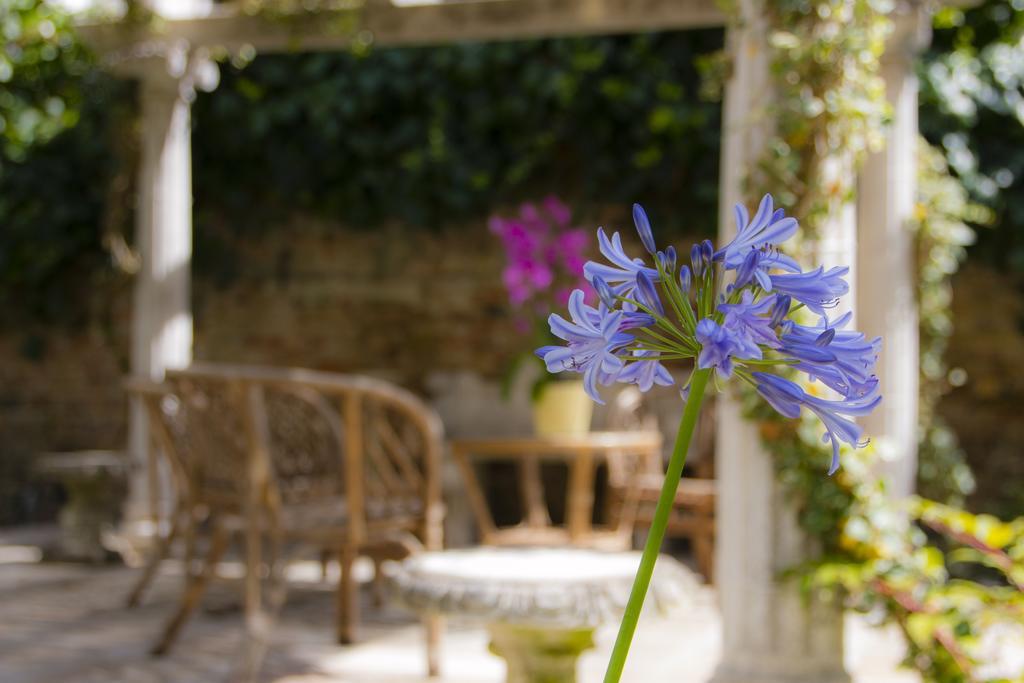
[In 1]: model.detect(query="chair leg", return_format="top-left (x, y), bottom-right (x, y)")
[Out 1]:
top-left (424, 614), bottom-right (443, 677)
top-left (151, 521), bottom-right (228, 656)
top-left (694, 524), bottom-right (714, 584)
top-left (336, 548), bottom-right (359, 645)
top-left (126, 513), bottom-right (181, 608)
top-left (371, 556), bottom-right (386, 607)
top-left (181, 510), bottom-right (198, 577)
top-left (235, 527), bottom-right (289, 683)
top-left (319, 548), bottom-right (331, 581)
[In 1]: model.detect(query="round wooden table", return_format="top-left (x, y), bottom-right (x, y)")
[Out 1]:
top-left (390, 546), bottom-right (694, 683)
top-left (450, 431), bottom-right (663, 550)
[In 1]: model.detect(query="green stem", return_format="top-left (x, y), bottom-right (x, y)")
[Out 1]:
top-left (602, 367), bottom-right (712, 683)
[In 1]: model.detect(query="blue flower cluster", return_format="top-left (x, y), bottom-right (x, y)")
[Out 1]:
top-left (536, 194), bottom-right (881, 474)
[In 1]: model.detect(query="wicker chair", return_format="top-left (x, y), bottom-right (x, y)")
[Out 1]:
top-left (125, 364), bottom-right (445, 677)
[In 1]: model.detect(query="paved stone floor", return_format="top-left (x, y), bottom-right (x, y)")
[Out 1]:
top-left (0, 528), bottom-right (919, 683)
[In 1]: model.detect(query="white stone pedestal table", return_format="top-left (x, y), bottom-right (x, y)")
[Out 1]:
top-left (35, 450), bottom-right (130, 562)
top-left (390, 547), bottom-right (695, 683)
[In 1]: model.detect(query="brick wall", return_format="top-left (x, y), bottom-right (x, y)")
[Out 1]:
top-left (0, 217), bottom-right (534, 524)
top-left (0, 327), bottom-right (130, 523)
top-left (194, 218), bottom-right (522, 389)
top-left (3, 216), bottom-right (1021, 525)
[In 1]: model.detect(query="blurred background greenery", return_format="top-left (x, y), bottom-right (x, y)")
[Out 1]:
top-left (2, 3), bottom-right (1023, 678)
top-left (0, 0), bottom-right (1022, 518)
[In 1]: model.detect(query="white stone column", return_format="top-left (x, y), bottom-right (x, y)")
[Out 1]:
top-left (122, 44), bottom-right (218, 531)
top-left (856, 3), bottom-right (928, 497)
top-left (818, 155), bottom-right (859, 320)
top-left (712, 1), bottom-right (850, 680)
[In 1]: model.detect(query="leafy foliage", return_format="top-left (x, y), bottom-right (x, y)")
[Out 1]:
top-left (913, 142), bottom-right (993, 504)
top-left (0, 1), bottom-right (132, 331)
top-left (804, 459), bottom-right (1024, 682)
top-left (729, 0), bottom-right (891, 551)
top-left (918, 0), bottom-right (1024, 523)
top-left (0, 0), bottom-right (89, 161)
top-left (749, 0), bottom-right (891, 231)
top-left (721, 1), bottom-right (1022, 680)
top-left (1, 7), bottom-right (724, 330)
top-left (920, 0), bottom-right (1024, 275)
top-left (191, 32), bottom-right (724, 237)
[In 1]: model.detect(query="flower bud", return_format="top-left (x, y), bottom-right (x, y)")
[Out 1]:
top-left (690, 243), bottom-right (705, 278)
top-left (633, 203), bottom-right (657, 255)
top-left (700, 239), bottom-right (714, 265)
top-left (734, 249), bottom-right (761, 289)
top-left (678, 265), bottom-right (692, 294)
top-left (636, 271), bottom-right (664, 316)
top-left (770, 295), bottom-right (791, 327)
top-left (814, 328), bottom-right (836, 347)
top-left (658, 245), bottom-right (677, 274)
top-left (592, 275), bottom-right (616, 309)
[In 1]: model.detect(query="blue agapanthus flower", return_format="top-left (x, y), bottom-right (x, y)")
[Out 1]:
top-left (536, 194), bottom-right (881, 474)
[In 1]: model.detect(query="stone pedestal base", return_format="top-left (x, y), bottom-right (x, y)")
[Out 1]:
top-left (35, 451), bottom-right (128, 563)
top-left (487, 623), bottom-right (595, 683)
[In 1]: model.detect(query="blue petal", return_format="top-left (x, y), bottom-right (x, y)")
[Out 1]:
top-left (733, 203), bottom-right (750, 236)
top-left (633, 204), bottom-right (657, 255)
top-left (548, 312), bottom-right (593, 342)
top-left (756, 216), bottom-right (798, 246)
top-left (826, 437), bottom-right (841, 475)
top-left (592, 275), bottom-right (616, 308)
top-left (541, 346), bottom-right (575, 373)
top-left (583, 362), bottom-right (605, 404)
top-left (568, 289), bottom-right (593, 330)
top-left (599, 310), bottom-right (624, 339)
top-left (749, 194), bottom-right (774, 234)
top-left (754, 268), bottom-right (773, 291)
top-left (535, 345), bottom-right (561, 360)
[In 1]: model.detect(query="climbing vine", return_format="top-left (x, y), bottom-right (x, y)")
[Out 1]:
top-left (721, 0), bottom-right (894, 551)
top-left (747, 0), bottom-right (891, 232)
top-left (237, 0), bottom-right (367, 50)
top-left (914, 142), bottom-right (992, 505)
top-left (722, 1), bottom-right (1023, 679)
top-left (724, 0), bottom-right (891, 543)
top-left (0, 0), bottom-right (90, 161)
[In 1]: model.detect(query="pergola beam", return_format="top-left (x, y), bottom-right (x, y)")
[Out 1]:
top-left (81, 0), bottom-right (725, 58)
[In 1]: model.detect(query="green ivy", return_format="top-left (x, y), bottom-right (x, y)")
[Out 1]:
top-left (748, 0), bottom-right (891, 231)
top-left (1, 3), bottom-right (725, 329)
top-left (0, 3), bottom-right (136, 334)
top-left (921, 0), bottom-right (1024, 276)
top-left (802, 458), bottom-right (1024, 683)
top-left (0, 0), bottom-right (89, 161)
top-left (913, 141), bottom-right (993, 504)
top-left (191, 32), bottom-right (724, 238)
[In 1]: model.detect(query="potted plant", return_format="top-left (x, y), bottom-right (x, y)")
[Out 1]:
top-left (490, 196), bottom-right (594, 436)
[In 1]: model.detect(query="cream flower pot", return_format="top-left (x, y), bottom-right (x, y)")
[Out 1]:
top-left (531, 380), bottom-right (593, 437)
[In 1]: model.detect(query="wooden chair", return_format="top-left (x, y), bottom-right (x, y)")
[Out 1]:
top-left (451, 430), bottom-right (662, 551)
top-left (125, 364), bottom-right (445, 678)
top-left (124, 377), bottom-right (240, 623)
top-left (623, 395), bottom-right (717, 583)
